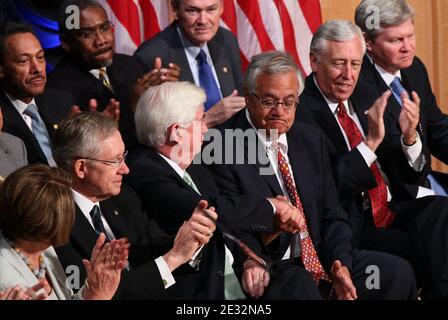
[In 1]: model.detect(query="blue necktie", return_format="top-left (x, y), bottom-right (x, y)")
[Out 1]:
top-left (196, 49), bottom-right (221, 111)
top-left (390, 76), bottom-right (407, 106)
top-left (24, 104), bottom-right (53, 162)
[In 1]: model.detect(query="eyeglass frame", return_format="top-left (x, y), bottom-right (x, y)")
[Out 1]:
top-left (73, 20), bottom-right (115, 41)
top-left (80, 150), bottom-right (128, 168)
top-left (251, 92), bottom-right (298, 110)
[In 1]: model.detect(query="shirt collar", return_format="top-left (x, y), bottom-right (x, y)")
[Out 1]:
top-left (158, 152), bottom-right (186, 179)
top-left (71, 188), bottom-right (100, 217)
top-left (312, 75), bottom-right (350, 115)
top-left (4, 91), bottom-right (37, 115)
top-left (366, 53), bottom-right (402, 86)
top-left (244, 108), bottom-right (288, 153)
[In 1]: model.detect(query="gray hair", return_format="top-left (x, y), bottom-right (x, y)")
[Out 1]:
top-left (53, 112), bottom-right (118, 171)
top-left (310, 19), bottom-right (366, 58)
top-left (135, 81), bottom-right (206, 147)
top-left (243, 51), bottom-right (304, 96)
top-left (355, 0), bottom-right (415, 40)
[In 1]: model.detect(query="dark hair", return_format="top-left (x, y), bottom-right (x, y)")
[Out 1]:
top-left (0, 165), bottom-right (75, 246)
top-left (0, 22), bottom-right (36, 65)
top-left (57, 0), bottom-right (107, 36)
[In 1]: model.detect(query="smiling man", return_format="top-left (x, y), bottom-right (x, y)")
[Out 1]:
top-left (134, 0), bottom-right (245, 128)
top-left (0, 22), bottom-right (69, 166)
top-left (353, 0), bottom-right (448, 196)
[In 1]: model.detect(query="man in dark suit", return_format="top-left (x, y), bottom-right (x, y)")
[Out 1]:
top-left (296, 19), bottom-right (448, 299)
top-left (47, 0), bottom-right (180, 150)
top-left (0, 23), bottom-right (73, 166)
top-left (209, 50), bottom-right (416, 299)
top-left (134, 0), bottom-right (245, 128)
top-left (125, 81), bottom-right (305, 299)
top-left (53, 112), bottom-right (217, 299)
top-left (353, 0), bottom-right (448, 195)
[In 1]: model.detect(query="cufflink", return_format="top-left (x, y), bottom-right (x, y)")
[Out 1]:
top-left (114, 210), bottom-right (119, 216)
top-left (300, 231), bottom-right (309, 239)
top-left (162, 279), bottom-right (167, 286)
top-left (53, 124), bottom-right (59, 130)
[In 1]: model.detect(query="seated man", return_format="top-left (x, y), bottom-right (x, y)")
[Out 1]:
top-left (296, 18), bottom-right (448, 299)
top-left (126, 81), bottom-right (304, 299)
top-left (208, 50), bottom-right (416, 299)
top-left (53, 112), bottom-right (216, 299)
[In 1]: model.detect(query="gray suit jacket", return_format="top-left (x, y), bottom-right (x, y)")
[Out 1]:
top-left (0, 132), bottom-right (27, 178)
top-left (0, 232), bottom-right (81, 300)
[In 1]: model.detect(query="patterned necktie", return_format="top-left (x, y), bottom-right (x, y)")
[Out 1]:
top-left (23, 104), bottom-right (54, 162)
top-left (196, 49), bottom-right (221, 111)
top-left (89, 205), bottom-right (109, 239)
top-left (277, 147), bottom-right (330, 284)
top-left (99, 67), bottom-right (114, 92)
top-left (183, 171), bottom-right (201, 195)
top-left (390, 77), bottom-right (406, 106)
top-left (337, 102), bottom-right (395, 228)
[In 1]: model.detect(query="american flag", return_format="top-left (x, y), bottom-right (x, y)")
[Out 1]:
top-left (98, 0), bottom-right (322, 75)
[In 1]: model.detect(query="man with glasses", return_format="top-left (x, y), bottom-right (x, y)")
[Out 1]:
top-left (208, 50), bottom-right (417, 299)
top-left (53, 111), bottom-right (217, 299)
top-left (48, 0), bottom-right (180, 150)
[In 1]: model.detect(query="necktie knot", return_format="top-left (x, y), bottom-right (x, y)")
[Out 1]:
top-left (196, 49), bottom-right (208, 65)
top-left (24, 103), bottom-right (40, 120)
top-left (337, 102), bottom-right (348, 118)
top-left (98, 67), bottom-right (113, 92)
top-left (390, 77), bottom-right (406, 106)
top-left (89, 205), bottom-right (108, 237)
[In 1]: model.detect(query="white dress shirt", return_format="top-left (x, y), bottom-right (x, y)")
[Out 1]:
top-left (71, 188), bottom-right (176, 288)
top-left (177, 26), bottom-right (223, 100)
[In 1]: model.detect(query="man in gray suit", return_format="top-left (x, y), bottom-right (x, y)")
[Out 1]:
top-left (134, 0), bottom-right (245, 127)
top-left (0, 107), bottom-right (27, 179)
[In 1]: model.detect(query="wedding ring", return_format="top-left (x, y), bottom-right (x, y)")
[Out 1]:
top-left (207, 230), bottom-right (213, 237)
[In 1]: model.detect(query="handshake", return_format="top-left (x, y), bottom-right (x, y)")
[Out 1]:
top-left (263, 195), bottom-right (306, 244)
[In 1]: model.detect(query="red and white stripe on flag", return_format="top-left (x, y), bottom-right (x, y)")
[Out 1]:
top-left (99, 0), bottom-right (322, 76)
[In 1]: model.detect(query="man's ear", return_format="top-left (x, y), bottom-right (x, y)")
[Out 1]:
top-left (168, 123), bottom-right (182, 143)
top-left (74, 159), bottom-right (87, 179)
top-left (309, 52), bottom-right (318, 73)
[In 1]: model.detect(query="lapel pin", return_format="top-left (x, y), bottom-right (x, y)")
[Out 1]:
top-left (114, 210), bottom-right (119, 216)
top-left (223, 66), bottom-right (228, 74)
top-left (53, 124), bottom-right (59, 130)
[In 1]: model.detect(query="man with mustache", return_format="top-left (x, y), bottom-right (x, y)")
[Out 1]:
top-left (47, 0), bottom-right (180, 150)
top-left (0, 22), bottom-right (73, 166)
top-left (353, 0), bottom-right (448, 196)
top-left (134, 0), bottom-right (245, 128)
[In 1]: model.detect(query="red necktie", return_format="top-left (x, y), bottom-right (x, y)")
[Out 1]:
top-left (277, 147), bottom-right (330, 284)
top-left (336, 102), bottom-right (395, 228)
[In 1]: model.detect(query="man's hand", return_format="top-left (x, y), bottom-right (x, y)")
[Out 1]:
top-left (364, 90), bottom-right (391, 152)
top-left (204, 90), bottom-right (245, 127)
top-left (89, 98), bottom-right (120, 121)
top-left (131, 57), bottom-right (181, 110)
top-left (399, 91), bottom-right (420, 145)
top-left (330, 260), bottom-right (357, 300)
top-left (242, 258), bottom-right (270, 299)
top-left (163, 200), bottom-right (217, 272)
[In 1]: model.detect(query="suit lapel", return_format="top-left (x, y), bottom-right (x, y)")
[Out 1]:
top-left (169, 23), bottom-right (195, 83)
top-left (0, 91), bottom-right (48, 164)
top-left (208, 29), bottom-right (232, 97)
top-left (71, 205), bottom-right (100, 257)
top-left (100, 198), bottom-right (132, 240)
top-left (303, 76), bottom-right (349, 154)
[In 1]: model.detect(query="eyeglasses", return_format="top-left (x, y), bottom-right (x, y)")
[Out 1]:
top-left (74, 21), bottom-right (114, 40)
top-left (251, 93), bottom-right (298, 110)
top-left (83, 150), bottom-right (128, 168)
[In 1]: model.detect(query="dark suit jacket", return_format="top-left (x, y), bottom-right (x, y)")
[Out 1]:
top-left (296, 75), bottom-right (429, 246)
top-left (124, 145), bottom-right (275, 299)
top-left (47, 54), bottom-right (144, 149)
top-left (354, 56), bottom-right (448, 168)
top-left (134, 22), bottom-right (243, 97)
top-left (208, 109), bottom-right (354, 273)
top-left (0, 89), bottom-right (69, 165)
top-left (55, 185), bottom-right (175, 300)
